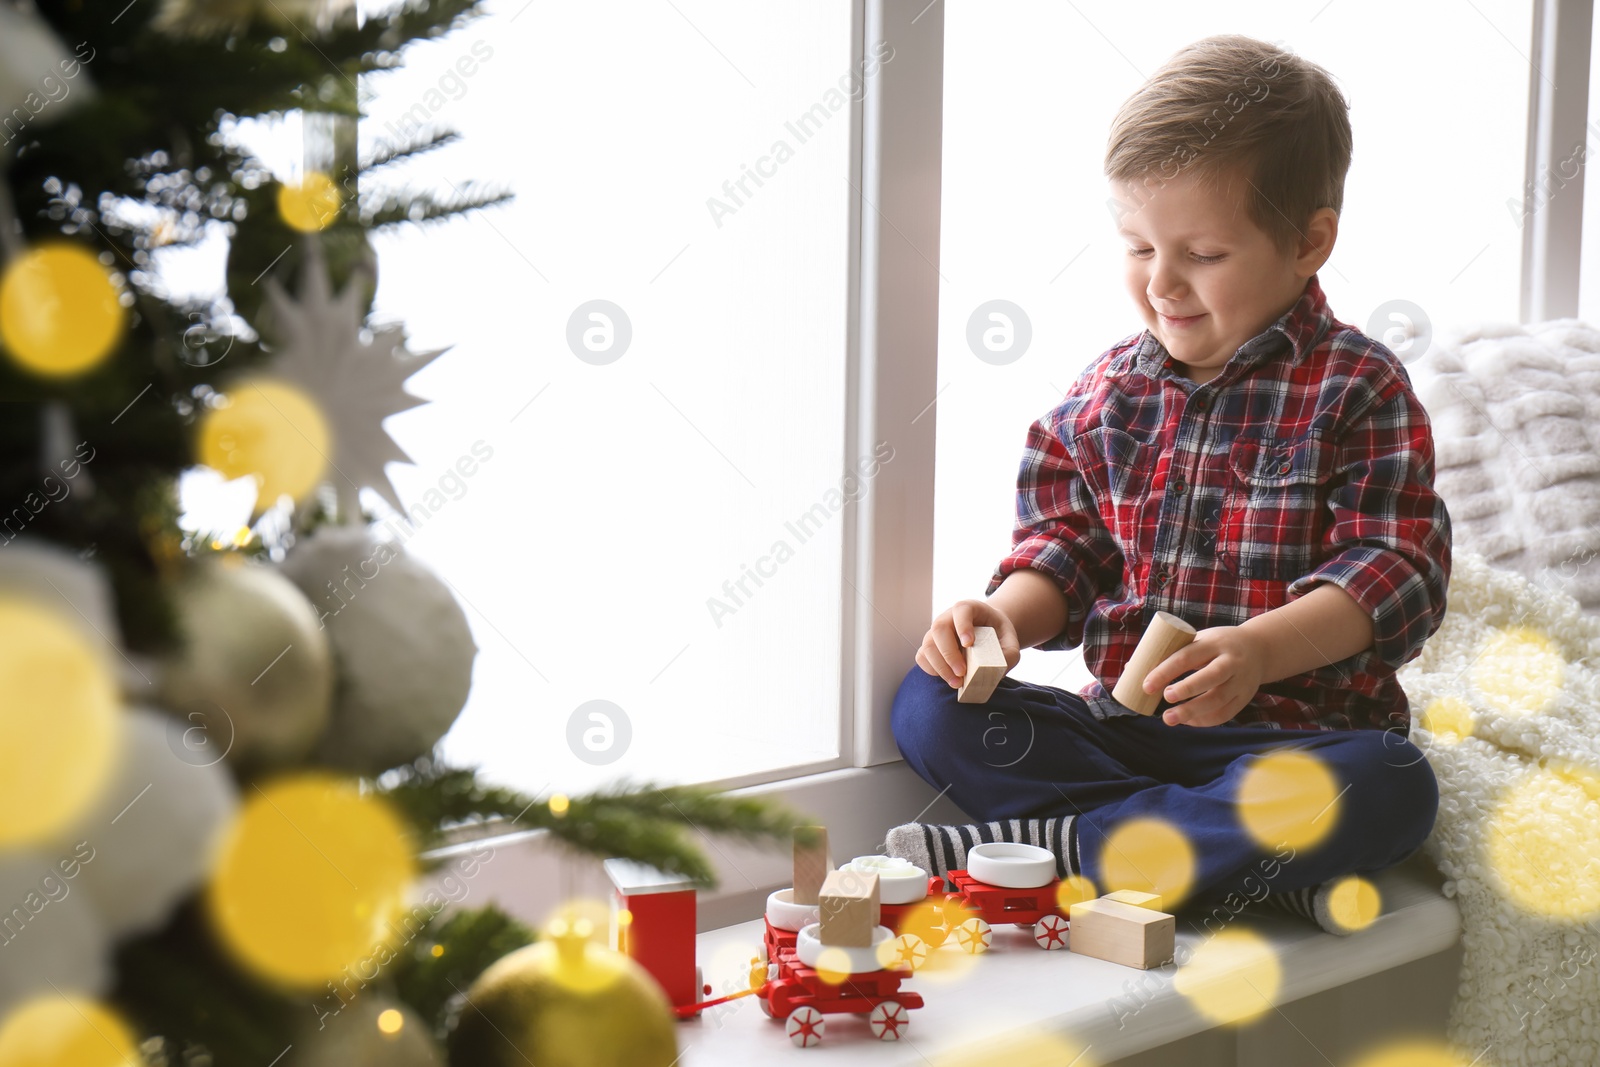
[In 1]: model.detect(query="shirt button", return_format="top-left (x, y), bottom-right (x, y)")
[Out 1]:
top-left (1152, 567), bottom-right (1170, 589)
top-left (1192, 392), bottom-right (1211, 411)
top-left (1170, 476), bottom-right (1186, 495)
top-left (1276, 460), bottom-right (1291, 474)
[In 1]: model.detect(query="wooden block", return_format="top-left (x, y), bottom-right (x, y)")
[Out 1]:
top-left (792, 826), bottom-right (830, 905)
top-left (1110, 610), bottom-right (1197, 715)
top-left (956, 626), bottom-right (1007, 704)
top-left (1068, 897), bottom-right (1175, 969)
top-left (818, 868), bottom-right (879, 947)
top-left (1102, 889), bottom-right (1164, 912)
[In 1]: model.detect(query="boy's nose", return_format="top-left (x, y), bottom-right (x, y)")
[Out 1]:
top-left (1146, 261), bottom-right (1188, 302)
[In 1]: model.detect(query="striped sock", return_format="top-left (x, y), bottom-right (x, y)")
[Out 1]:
top-left (884, 817), bottom-right (1079, 884)
top-left (1255, 883), bottom-right (1355, 936)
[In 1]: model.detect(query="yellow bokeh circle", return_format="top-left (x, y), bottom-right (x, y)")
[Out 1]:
top-left (0, 242), bottom-right (126, 377)
top-left (0, 599), bottom-right (121, 848)
top-left (1473, 626), bottom-right (1565, 718)
top-left (1350, 1039), bottom-right (1474, 1067)
top-left (1173, 928), bottom-right (1281, 1026)
top-left (1236, 748), bottom-right (1341, 852)
top-left (931, 1029), bottom-right (1098, 1066)
top-left (1419, 696), bottom-right (1475, 745)
top-left (1055, 873), bottom-right (1098, 912)
top-left (1324, 875), bottom-right (1382, 933)
top-left (1100, 817), bottom-right (1195, 909)
top-left (277, 172), bottom-right (343, 232)
top-left (197, 378), bottom-right (331, 509)
top-left (207, 772), bottom-right (416, 988)
top-left (1485, 763), bottom-right (1600, 921)
top-left (813, 946), bottom-right (853, 986)
top-left (0, 994), bottom-right (140, 1067)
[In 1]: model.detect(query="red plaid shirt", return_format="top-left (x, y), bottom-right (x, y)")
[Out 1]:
top-left (987, 275), bottom-right (1451, 731)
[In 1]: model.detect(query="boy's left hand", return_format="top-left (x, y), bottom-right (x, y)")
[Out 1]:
top-left (1142, 625), bottom-right (1270, 727)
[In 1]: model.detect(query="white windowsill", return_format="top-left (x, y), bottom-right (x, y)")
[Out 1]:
top-left (673, 853), bottom-right (1461, 1065)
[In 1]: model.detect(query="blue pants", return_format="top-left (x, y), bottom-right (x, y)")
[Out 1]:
top-left (890, 666), bottom-right (1438, 907)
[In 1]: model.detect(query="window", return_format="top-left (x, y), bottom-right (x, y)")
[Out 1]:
top-left (371, 1), bottom-right (861, 794)
top-left (933, 1), bottom-right (1534, 691)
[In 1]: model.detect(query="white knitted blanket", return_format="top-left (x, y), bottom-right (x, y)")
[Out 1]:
top-left (1398, 551), bottom-right (1600, 1065)
top-left (1412, 318), bottom-right (1600, 611)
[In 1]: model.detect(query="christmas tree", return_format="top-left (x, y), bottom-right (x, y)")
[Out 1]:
top-left (0, 1), bottom-right (803, 1062)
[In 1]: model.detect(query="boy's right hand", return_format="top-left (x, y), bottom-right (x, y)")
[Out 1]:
top-left (917, 601), bottom-right (1022, 690)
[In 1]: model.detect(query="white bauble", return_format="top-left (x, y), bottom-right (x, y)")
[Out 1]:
top-left (291, 995), bottom-right (442, 1067)
top-left (0, 538), bottom-right (120, 647)
top-left (0, 853), bottom-right (111, 1019)
top-left (278, 526), bottom-right (476, 775)
top-left (156, 558), bottom-right (334, 767)
top-left (46, 706), bottom-right (239, 939)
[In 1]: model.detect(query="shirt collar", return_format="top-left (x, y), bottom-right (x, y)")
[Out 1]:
top-left (1122, 274), bottom-right (1333, 381)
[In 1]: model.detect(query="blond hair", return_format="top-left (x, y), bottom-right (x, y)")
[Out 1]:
top-left (1104, 35), bottom-right (1352, 256)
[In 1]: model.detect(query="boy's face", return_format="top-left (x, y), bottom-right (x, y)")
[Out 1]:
top-left (1111, 169), bottom-right (1327, 384)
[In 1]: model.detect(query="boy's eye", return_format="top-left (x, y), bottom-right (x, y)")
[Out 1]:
top-left (1193, 253), bottom-right (1226, 264)
top-left (1127, 247), bottom-right (1153, 258)
top-left (1125, 248), bottom-right (1226, 264)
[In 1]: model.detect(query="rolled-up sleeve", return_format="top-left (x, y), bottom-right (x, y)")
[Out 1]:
top-left (984, 413), bottom-right (1126, 652)
top-left (1287, 374), bottom-right (1452, 669)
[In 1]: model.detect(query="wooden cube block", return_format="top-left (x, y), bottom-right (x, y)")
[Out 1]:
top-left (792, 826), bottom-right (830, 905)
top-left (956, 626), bottom-right (1008, 704)
top-left (1111, 611), bottom-right (1197, 715)
top-left (1068, 897), bottom-right (1174, 969)
top-left (818, 868), bottom-right (879, 947)
top-left (1102, 889), bottom-right (1164, 912)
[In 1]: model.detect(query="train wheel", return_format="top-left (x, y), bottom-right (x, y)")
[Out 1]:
top-left (954, 917), bottom-right (992, 954)
top-left (786, 1005), bottom-right (826, 1048)
top-left (868, 1001), bottom-right (910, 1040)
top-left (1033, 913), bottom-right (1069, 950)
top-left (891, 933), bottom-right (929, 971)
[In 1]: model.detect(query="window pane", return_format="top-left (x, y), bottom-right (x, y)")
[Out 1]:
top-left (359, 1), bottom-right (856, 793)
top-left (935, 1), bottom-right (1531, 688)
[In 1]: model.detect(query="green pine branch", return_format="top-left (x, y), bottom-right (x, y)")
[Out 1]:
top-left (380, 761), bottom-right (819, 888)
top-left (389, 906), bottom-right (536, 1042)
top-left (362, 182), bottom-right (515, 230)
top-left (360, 127), bottom-right (463, 173)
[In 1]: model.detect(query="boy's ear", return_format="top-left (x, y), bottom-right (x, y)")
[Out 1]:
top-left (1295, 208), bottom-right (1339, 278)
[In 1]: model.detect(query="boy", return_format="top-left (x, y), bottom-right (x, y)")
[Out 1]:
top-left (886, 36), bottom-right (1451, 934)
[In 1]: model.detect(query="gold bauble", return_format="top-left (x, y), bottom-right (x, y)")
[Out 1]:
top-left (448, 921), bottom-right (678, 1067)
top-left (156, 558), bottom-right (333, 767)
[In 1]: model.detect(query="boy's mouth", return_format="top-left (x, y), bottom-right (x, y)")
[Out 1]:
top-left (1159, 312), bottom-right (1206, 329)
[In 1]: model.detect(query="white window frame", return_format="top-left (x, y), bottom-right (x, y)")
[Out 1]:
top-left (1523, 0), bottom-right (1591, 321)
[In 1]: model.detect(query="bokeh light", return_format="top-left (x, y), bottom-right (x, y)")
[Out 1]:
top-left (375, 1008), bottom-right (404, 1035)
top-left (1472, 625), bottom-right (1565, 718)
top-left (1099, 817), bottom-right (1195, 908)
top-left (0, 242), bottom-right (126, 377)
top-left (930, 1028), bottom-right (1098, 1066)
top-left (1173, 928), bottom-right (1282, 1026)
top-left (207, 772), bottom-right (416, 987)
top-left (1485, 763), bottom-right (1600, 921)
top-left (813, 946), bottom-right (853, 986)
top-left (1236, 749), bottom-right (1341, 852)
top-left (1419, 696), bottom-right (1475, 744)
top-left (1350, 1039), bottom-right (1477, 1067)
top-left (1055, 873), bottom-right (1098, 912)
top-left (0, 994), bottom-right (140, 1067)
top-left (0, 599), bottom-right (121, 848)
top-left (277, 172), bottom-right (343, 232)
top-left (1324, 875), bottom-right (1382, 933)
top-left (196, 378), bottom-right (331, 510)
